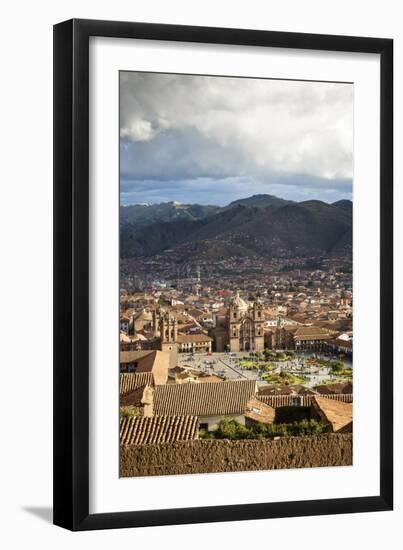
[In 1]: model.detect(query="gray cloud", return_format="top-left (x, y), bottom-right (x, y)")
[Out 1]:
top-left (120, 72), bottom-right (353, 204)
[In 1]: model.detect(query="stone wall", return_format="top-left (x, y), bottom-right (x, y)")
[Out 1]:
top-left (120, 434), bottom-right (352, 477)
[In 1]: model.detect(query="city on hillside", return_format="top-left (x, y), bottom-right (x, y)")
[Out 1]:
top-left (119, 196), bottom-right (353, 475)
top-left (119, 72), bottom-right (353, 476)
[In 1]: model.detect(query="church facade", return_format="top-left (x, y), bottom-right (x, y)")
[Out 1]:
top-left (212, 294), bottom-right (265, 352)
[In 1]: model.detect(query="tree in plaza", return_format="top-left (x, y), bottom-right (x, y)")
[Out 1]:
top-left (331, 360), bottom-right (344, 373)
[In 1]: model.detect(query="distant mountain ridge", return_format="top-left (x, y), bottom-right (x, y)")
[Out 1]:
top-left (332, 199), bottom-right (353, 212)
top-left (120, 201), bottom-right (220, 230)
top-left (120, 194), bottom-right (352, 261)
top-left (224, 194), bottom-right (293, 210)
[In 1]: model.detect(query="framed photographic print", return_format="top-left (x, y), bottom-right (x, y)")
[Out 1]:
top-left (53, 19), bottom-right (393, 531)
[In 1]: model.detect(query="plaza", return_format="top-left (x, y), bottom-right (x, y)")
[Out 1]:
top-left (177, 350), bottom-right (352, 388)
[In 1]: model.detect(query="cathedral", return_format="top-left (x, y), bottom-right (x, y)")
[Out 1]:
top-left (212, 293), bottom-right (265, 352)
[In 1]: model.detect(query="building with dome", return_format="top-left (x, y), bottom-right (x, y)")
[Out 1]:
top-left (133, 308), bottom-right (154, 332)
top-left (211, 293), bottom-right (265, 352)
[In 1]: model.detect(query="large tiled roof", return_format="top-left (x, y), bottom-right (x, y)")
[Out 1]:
top-left (312, 396), bottom-right (353, 432)
top-left (120, 415), bottom-right (198, 445)
top-left (153, 379), bottom-right (257, 417)
top-left (329, 337), bottom-right (353, 349)
top-left (293, 326), bottom-right (333, 341)
top-left (258, 384), bottom-right (318, 397)
top-left (120, 350), bottom-right (153, 364)
top-left (120, 372), bottom-right (154, 396)
top-left (186, 307), bottom-right (205, 318)
top-left (177, 333), bottom-right (213, 343)
top-left (120, 387), bottom-right (149, 408)
top-left (258, 393), bottom-right (352, 408)
top-left (314, 382), bottom-right (352, 395)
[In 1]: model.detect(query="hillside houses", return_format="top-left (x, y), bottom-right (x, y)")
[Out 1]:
top-left (120, 284), bottom-right (352, 356)
top-left (119, 263), bottom-right (353, 452)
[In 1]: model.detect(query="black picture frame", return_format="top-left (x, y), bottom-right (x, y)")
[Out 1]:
top-left (53, 18), bottom-right (393, 531)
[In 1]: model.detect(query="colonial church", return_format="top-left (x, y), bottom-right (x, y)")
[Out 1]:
top-left (212, 293), bottom-right (265, 352)
top-left (152, 308), bottom-right (178, 368)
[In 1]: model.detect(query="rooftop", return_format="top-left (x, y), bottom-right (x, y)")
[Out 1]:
top-left (153, 379), bottom-right (257, 417)
top-left (315, 382), bottom-right (353, 395)
top-left (293, 326), bottom-right (334, 340)
top-left (120, 415), bottom-right (198, 445)
top-left (120, 372), bottom-right (154, 396)
top-left (120, 350), bottom-right (169, 377)
top-left (177, 333), bottom-right (213, 343)
top-left (312, 396), bottom-right (353, 432)
top-left (244, 397), bottom-right (276, 424)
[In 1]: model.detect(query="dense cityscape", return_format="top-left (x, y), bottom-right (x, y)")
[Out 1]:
top-left (119, 199), bottom-right (353, 476)
top-left (119, 73), bottom-right (353, 476)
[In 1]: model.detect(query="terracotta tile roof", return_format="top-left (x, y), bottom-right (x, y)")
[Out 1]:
top-left (135, 350), bottom-right (169, 375)
top-left (175, 371), bottom-right (198, 381)
top-left (293, 326), bottom-right (334, 341)
top-left (315, 382), bottom-right (352, 395)
top-left (312, 396), bottom-right (353, 432)
top-left (120, 415), bottom-right (198, 445)
top-left (244, 397), bottom-right (276, 424)
top-left (197, 375), bottom-right (225, 383)
top-left (120, 372), bottom-right (154, 396)
top-left (134, 350), bottom-right (159, 373)
top-left (288, 313), bottom-right (308, 323)
top-left (258, 385), bottom-right (318, 396)
top-left (177, 321), bottom-right (199, 332)
top-left (120, 385), bottom-right (148, 407)
top-left (257, 394), bottom-right (301, 407)
top-left (153, 379), bottom-right (257, 417)
top-left (329, 338), bottom-right (353, 349)
top-left (297, 387), bottom-right (319, 396)
top-left (168, 367), bottom-right (224, 383)
top-left (169, 366), bottom-right (186, 375)
top-left (120, 350), bottom-right (153, 364)
top-left (258, 393), bottom-right (352, 408)
top-left (175, 312), bottom-right (193, 323)
top-left (186, 307), bottom-right (205, 318)
top-left (338, 421), bottom-right (353, 433)
top-left (259, 385), bottom-right (295, 396)
top-left (177, 333), bottom-right (213, 343)
top-left (120, 351), bottom-right (169, 382)
top-left (283, 326), bottom-right (298, 333)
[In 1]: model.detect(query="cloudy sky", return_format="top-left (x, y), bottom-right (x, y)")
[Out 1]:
top-left (120, 72), bottom-right (353, 206)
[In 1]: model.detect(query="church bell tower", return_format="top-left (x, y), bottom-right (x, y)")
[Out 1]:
top-left (159, 312), bottom-right (178, 368)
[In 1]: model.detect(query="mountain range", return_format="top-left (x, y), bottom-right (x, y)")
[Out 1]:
top-left (120, 194), bottom-right (352, 261)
